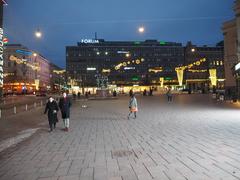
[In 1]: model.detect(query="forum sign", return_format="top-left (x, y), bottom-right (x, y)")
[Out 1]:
top-left (81, 39), bottom-right (99, 44)
top-left (0, 28), bottom-right (3, 89)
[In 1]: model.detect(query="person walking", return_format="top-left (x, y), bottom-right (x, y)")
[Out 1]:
top-left (128, 94), bottom-right (138, 119)
top-left (58, 92), bottom-right (72, 132)
top-left (129, 89), bottom-right (133, 97)
top-left (143, 89), bottom-right (147, 96)
top-left (166, 87), bottom-right (173, 102)
top-left (44, 96), bottom-right (59, 132)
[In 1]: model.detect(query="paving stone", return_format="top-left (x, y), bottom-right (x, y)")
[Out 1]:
top-left (1, 95), bottom-right (240, 180)
top-left (58, 175), bottom-right (80, 180)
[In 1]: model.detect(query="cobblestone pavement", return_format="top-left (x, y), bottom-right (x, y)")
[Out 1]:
top-left (1, 94), bottom-right (240, 180)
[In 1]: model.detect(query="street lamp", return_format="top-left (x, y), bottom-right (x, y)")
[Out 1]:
top-left (138, 26), bottom-right (145, 33)
top-left (35, 29), bottom-right (42, 38)
top-left (191, 48), bottom-right (196, 53)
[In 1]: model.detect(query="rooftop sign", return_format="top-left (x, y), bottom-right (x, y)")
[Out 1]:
top-left (81, 39), bottom-right (99, 44)
top-left (16, 49), bottom-right (33, 56)
top-left (87, 67), bottom-right (96, 71)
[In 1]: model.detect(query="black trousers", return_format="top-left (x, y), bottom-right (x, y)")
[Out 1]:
top-left (48, 120), bottom-right (56, 130)
top-left (167, 96), bottom-right (172, 102)
top-left (128, 111), bottom-right (137, 118)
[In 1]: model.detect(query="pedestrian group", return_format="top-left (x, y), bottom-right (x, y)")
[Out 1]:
top-left (45, 88), bottom-right (173, 131)
top-left (44, 92), bottom-right (72, 132)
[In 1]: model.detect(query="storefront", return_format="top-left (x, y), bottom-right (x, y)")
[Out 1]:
top-left (234, 62), bottom-right (240, 100)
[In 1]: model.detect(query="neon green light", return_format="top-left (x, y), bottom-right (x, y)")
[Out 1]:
top-left (134, 41), bottom-right (141, 45)
top-left (165, 77), bottom-right (172, 80)
top-left (132, 76), bottom-right (139, 81)
top-left (160, 41), bottom-right (166, 45)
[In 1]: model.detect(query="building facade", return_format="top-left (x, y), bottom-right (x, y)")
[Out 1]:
top-left (66, 39), bottom-right (224, 93)
top-left (3, 44), bottom-right (51, 94)
top-left (50, 63), bottom-right (66, 93)
top-left (66, 39), bottom-right (185, 92)
top-left (223, 0), bottom-right (240, 99)
top-left (184, 42), bottom-right (224, 92)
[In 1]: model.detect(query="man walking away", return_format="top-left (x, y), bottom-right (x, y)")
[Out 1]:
top-left (59, 92), bottom-right (72, 132)
top-left (44, 96), bottom-right (59, 132)
top-left (166, 87), bottom-right (173, 102)
top-left (128, 94), bottom-right (138, 119)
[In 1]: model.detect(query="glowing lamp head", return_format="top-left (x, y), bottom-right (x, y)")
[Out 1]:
top-left (138, 27), bottom-right (145, 33)
top-left (35, 31), bottom-right (42, 38)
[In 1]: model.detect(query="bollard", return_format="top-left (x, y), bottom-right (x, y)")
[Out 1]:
top-left (14, 106), bottom-right (16, 114)
top-left (3, 100), bottom-right (5, 105)
top-left (34, 102), bottom-right (37, 108)
top-left (0, 109), bottom-right (1, 119)
top-left (40, 101), bottom-right (43, 107)
top-left (25, 104), bottom-right (28, 111)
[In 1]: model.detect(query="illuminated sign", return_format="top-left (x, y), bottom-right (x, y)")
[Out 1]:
top-left (235, 62), bottom-right (240, 71)
top-left (0, 28), bottom-right (3, 88)
top-left (159, 41), bottom-right (166, 45)
top-left (117, 51), bottom-right (129, 54)
top-left (9, 55), bottom-right (40, 71)
top-left (16, 49), bottom-right (33, 56)
top-left (124, 67), bottom-right (135, 70)
top-left (81, 39), bottom-right (99, 44)
top-left (134, 41), bottom-right (141, 45)
top-left (87, 67), bottom-right (96, 71)
top-left (132, 76), bottom-right (139, 81)
top-left (102, 69), bottom-right (111, 73)
top-left (3, 37), bottom-right (8, 44)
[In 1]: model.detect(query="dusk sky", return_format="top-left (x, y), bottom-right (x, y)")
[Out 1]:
top-left (4, 0), bottom-right (235, 68)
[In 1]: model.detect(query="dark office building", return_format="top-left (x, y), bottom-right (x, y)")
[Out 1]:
top-left (184, 42), bottom-right (224, 91)
top-left (66, 39), bottom-right (185, 87)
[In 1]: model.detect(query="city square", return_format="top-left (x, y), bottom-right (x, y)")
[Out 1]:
top-left (1, 94), bottom-right (240, 180)
top-left (1, 0), bottom-right (240, 180)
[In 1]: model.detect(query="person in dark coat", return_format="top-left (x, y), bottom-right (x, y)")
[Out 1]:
top-left (58, 92), bottom-right (72, 132)
top-left (166, 87), bottom-right (173, 102)
top-left (129, 89), bottom-right (133, 97)
top-left (44, 96), bottom-right (59, 132)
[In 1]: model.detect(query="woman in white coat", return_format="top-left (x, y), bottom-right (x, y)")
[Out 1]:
top-left (128, 94), bottom-right (138, 119)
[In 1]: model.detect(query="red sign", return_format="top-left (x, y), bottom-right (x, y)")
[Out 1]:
top-left (3, 37), bottom-right (8, 44)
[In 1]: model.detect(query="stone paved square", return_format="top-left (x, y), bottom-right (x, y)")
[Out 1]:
top-left (1, 94), bottom-right (240, 180)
